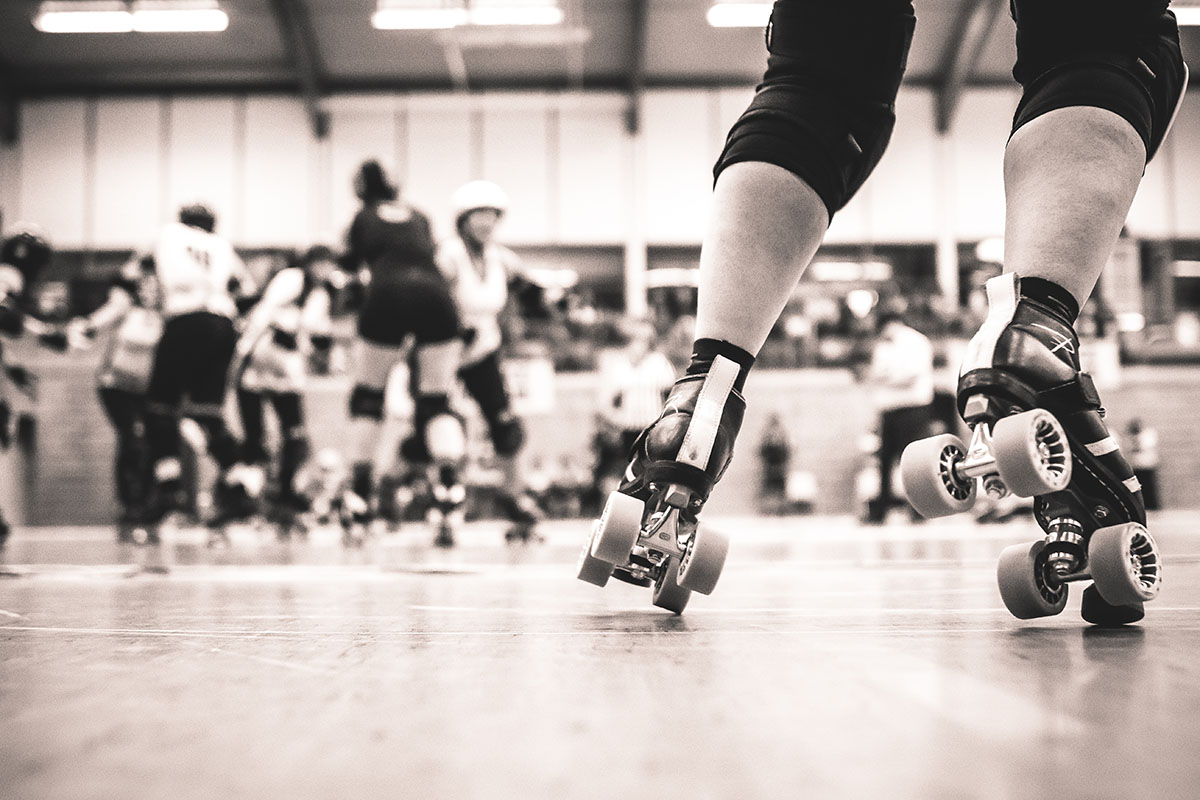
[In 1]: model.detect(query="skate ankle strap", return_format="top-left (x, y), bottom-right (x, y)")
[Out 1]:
top-left (645, 462), bottom-right (713, 501)
top-left (1037, 372), bottom-right (1104, 416)
top-left (676, 354), bottom-right (740, 470)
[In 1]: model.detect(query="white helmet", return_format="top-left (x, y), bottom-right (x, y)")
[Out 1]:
top-left (451, 180), bottom-right (509, 225)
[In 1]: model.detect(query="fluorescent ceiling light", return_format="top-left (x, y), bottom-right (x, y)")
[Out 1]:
top-left (469, 4), bottom-right (562, 26)
top-left (372, 7), bottom-right (468, 30)
top-left (706, 2), bottom-right (771, 28)
top-left (373, 1), bottom-right (562, 30)
top-left (1175, 6), bottom-right (1200, 26)
top-left (35, 1), bottom-right (132, 32)
top-left (34, 0), bottom-right (227, 33)
top-left (133, 1), bottom-right (227, 32)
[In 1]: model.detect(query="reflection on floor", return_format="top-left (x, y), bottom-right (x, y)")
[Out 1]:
top-left (2, 511), bottom-right (1199, 800)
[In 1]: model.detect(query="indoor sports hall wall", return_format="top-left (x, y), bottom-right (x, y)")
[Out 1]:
top-left (2, 86), bottom-right (1200, 253)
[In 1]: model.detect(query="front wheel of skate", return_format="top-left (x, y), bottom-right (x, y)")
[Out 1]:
top-left (652, 557), bottom-right (691, 614)
top-left (576, 523), bottom-right (613, 587)
top-left (899, 434), bottom-right (977, 518)
top-left (992, 409), bottom-right (1072, 498)
top-left (1088, 523), bottom-right (1161, 606)
top-left (677, 525), bottom-right (728, 595)
top-left (591, 492), bottom-right (644, 564)
top-left (997, 541), bottom-right (1068, 619)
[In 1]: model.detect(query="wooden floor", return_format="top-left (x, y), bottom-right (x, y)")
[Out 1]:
top-left (2, 511), bottom-right (1199, 800)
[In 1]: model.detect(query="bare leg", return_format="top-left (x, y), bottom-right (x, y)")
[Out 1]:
top-left (1003, 106), bottom-right (1145, 303)
top-left (694, 162), bottom-right (829, 355)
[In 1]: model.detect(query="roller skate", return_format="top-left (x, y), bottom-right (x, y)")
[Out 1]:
top-left (900, 274), bottom-right (1161, 626)
top-left (502, 492), bottom-right (544, 545)
top-left (427, 464), bottom-right (465, 548)
top-left (577, 355), bottom-right (741, 613)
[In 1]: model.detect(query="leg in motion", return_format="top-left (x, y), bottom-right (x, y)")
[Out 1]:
top-left (584, 0), bottom-right (917, 608)
top-left (951, 0), bottom-right (1187, 625)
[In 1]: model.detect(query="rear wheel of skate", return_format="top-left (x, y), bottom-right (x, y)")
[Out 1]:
top-left (576, 523), bottom-right (613, 587)
top-left (899, 434), bottom-right (976, 518)
top-left (591, 492), bottom-right (644, 564)
top-left (1088, 523), bottom-right (1161, 606)
top-left (677, 525), bottom-right (728, 595)
top-left (651, 557), bottom-right (691, 614)
top-left (992, 409), bottom-right (1072, 497)
top-left (1080, 584), bottom-right (1145, 627)
top-left (997, 541), bottom-right (1068, 619)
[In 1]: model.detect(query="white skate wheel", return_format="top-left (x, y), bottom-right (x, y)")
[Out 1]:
top-left (576, 523), bottom-right (613, 587)
top-left (996, 541), bottom-right (1068, 619)
top-left (992, 409), bottom-right (1072, 497)
top-left (899, 434), bottom-right (976, 518)
top-left (1088, 522), bottom-right (1161, 605)
top-left (651, 557), bottom-right (691, 614)
top-left (677, 524), bottom-right (728, 595)
top-left (591, 491), bottom-right (644, 564)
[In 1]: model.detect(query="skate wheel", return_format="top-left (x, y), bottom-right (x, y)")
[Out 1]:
top-left (576, 523), bottom-right (613, 587)
top-left (992, 409), bottom-right (1072, 497)
top-left (677, 524), bottom-right (728, 595)
top-left (1080, 584), bottom-right (1145, 627)
top-left (591, 492), bottom-right (644, 564)
top-left (997, 541), bottom-right (1068, 619)
top-left (1088, 523), bottom-right (1161, 606)
top-left (651, 557), bottom-right (691, 614)
top-left (899, 434), bottom-right (976, 518)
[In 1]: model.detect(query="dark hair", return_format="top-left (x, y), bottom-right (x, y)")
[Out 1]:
top-left (356, 160), bottom-right (398, 203)
top-left (179, 203), bottom-right (216, 232)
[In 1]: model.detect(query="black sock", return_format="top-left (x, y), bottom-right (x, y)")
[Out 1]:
top-left (685, 338), bottom-right (755, 392)
top-left (1019, 277), bottom-right (1080, 326)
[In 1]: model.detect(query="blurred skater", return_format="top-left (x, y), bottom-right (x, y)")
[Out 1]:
top-left (138, 203), bottom-right (257, 542)
top-left (232, 244), bottom-right (339, 534)
top-left (437, 180), bottom-right (548, 543)
top-left (68, 254), bottom-right (163, 542)
top-left (342, 160), bottom-right (466, 547)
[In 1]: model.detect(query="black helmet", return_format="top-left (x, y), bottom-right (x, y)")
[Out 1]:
top-left (354, 160), bottom-right (398, 203)
top-left (179, 203), bottom-right (216, 232)
top-left (1, 224), bottom-right (53, 283)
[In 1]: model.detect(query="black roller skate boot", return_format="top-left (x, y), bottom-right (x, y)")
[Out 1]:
top-left (901, 273), bottom-right (1160, 626)
top-left (502, 492), bottom-right (544, 545)
top-left (578, 355), bottom-right (744, 613)
top-left (428, 464), bottom-right (465, 548)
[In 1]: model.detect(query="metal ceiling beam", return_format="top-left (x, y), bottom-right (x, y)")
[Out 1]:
top-left (625, 0), bottom-right (649, 135)
top-left (0, 57), bottom-right (18, 145)
top-left (268, 0), bottom-right (329, 139)
top-left (934, 0), bottom-right (1005, 134)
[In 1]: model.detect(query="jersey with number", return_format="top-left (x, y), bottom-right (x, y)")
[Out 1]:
top-left (153, 221), bottom-right (244, 318)
top-left (436, 237), bottom-right (518, 366)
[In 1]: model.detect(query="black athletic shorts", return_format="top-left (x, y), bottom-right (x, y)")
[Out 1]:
top-left (146, 311), bottom-right (237, 408)
top-left (356, 271), bottom-right (460, 347)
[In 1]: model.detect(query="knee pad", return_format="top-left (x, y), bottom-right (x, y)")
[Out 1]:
top-left (400, 412), bottom-right (466, 464)
top-left (1010, 0), bottom-right (1187, 162)
top-left (714, 0), bottom-right (915, 217)
top-left (349, 385), bottom-right (385, 421)
top-left (425, 413), bottom-right (467, 464)
top-left (489, 413), bottom-right (525, 458)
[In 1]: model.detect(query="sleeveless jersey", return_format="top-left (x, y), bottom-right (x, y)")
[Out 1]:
top-left (436, 237), bottom-right (517, 366)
